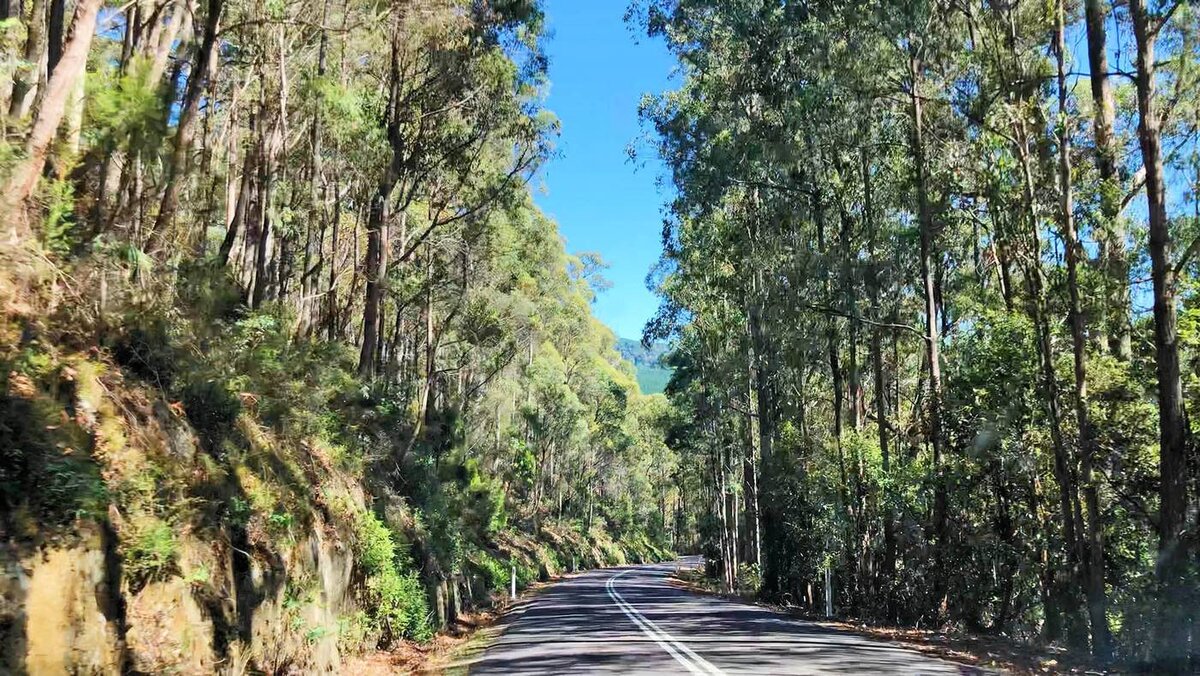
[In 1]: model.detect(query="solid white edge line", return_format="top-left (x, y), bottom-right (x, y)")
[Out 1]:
top-left (606, 569), bottom-right (727, 676)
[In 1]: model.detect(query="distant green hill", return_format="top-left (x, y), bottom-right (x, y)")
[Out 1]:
top-left (617, 338), bottom-right (673, 395)
top-left (634, 365), bottom-right (673, 395)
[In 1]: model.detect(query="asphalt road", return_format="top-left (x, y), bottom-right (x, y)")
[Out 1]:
top-left (467, 558), bottom-right (987, 675)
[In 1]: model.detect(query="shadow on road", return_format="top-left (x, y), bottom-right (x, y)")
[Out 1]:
top-left (464, 561), bottom-right (988, 675)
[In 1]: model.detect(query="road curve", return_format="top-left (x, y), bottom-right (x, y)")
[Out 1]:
top-left (466, 558), bottom-right (988, 675)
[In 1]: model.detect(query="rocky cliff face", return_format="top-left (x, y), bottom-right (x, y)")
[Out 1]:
top-left (2, 526), bottom-right (362, 674)
top-left (1, 353), bottom-right (370, 675)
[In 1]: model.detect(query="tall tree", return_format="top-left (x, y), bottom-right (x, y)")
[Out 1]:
top-left (3, 0), bottom-right (102, 238)
top-left (1128, 0), bottom-right (1191, 664)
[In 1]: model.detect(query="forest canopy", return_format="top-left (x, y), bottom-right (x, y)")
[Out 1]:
top-left (634, 0), bottom-right (1200, 668)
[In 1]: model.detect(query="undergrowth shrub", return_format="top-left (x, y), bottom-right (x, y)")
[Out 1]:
top-left (121, 515), bottom-right (178, 587)
top-left (736, 563), bottom-right (762, 597)
top-left (352, 508), bottom-right (430, 643)
top-left (471, 548), bottom-right (509, 590)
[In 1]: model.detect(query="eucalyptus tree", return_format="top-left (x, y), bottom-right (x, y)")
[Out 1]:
top-left (640, 0), bottom-right (1199, 664)
top-left (2, 0), bottom-right (685, 650)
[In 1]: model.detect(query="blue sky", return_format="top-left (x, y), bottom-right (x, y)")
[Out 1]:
top-left (534, 1), bottom-right (675, 341)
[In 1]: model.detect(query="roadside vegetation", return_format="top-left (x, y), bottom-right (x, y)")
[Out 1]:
top-left (0, 0), bottom-right (678, 671)
top-left (5, 0), bottom-right (1199, 671)
top-left (635, 0), bottom-right (1200, 670)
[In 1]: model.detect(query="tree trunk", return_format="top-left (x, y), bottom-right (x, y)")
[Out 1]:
top-left (3, 0), bottom-right (102, 241)
top-left (863, 145), bottom-right (896, 621)
top-left (46, 0), bottom-right (62, 74)
top-left (1015, 95), bottom-right (1087, 650)
top-left (251, 160), bottom-right (273, 308)
top-left (1055, 4), bottom-right (1111, 658)
top-left (9, 0), bottom-right (47, 119)
top-left (741, 343), bottom-right (761, 569)
top-left (218, 112), bottom-right (256, 267)
top-left (150, 0), bottom-right (225, 252)
top-left (909, 56), bottom-right (947, 615)
top-left (358, 185), bottom-right (390, 377)
top-left (326, 181), bottom-right (342, 341)
top-left (747, 278), bottom-right (777, 589)
top-left (1129, 0), bottom-right (1191, 665)
top-left (358, 34), bottom-right (403, 378)
top-left (1082, 0), bottom-right (1131, 360)
top-left (997, 1), bottom-right (1087, 638)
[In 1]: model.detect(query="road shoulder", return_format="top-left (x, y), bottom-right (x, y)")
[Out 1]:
top-left (668, 568), bottom-right (1103, 675)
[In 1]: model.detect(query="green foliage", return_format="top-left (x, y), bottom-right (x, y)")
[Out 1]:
top-left (352, 508), bottom-right (431, 643)
top-left (84, 55), bottom-right (168, 153)
top-left (41, 180), bottom-right (78, 257)
top-left (736, 563), bottom-right (761, 597)
top-left (0, 0), bottom-right (679, 662)
top-left (639, 0), bottom-right (1200, 664)
top-left (470, 549), bottom-right (510, 591)
top-left (121, 516), bottom-right (178, 586)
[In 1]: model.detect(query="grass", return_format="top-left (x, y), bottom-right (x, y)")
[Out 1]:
top-left (121, 515), bottom-right (179, 586)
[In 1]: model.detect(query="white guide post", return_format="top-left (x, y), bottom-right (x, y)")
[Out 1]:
top-left (824, 566), bottom-right (833, 618)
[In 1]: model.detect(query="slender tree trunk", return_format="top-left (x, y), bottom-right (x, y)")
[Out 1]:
top-left (251, 159), bottom-right (273, 308)
top-left (863, 146), bottom-right (896, 621)
top-left (358, 34), bottom-right (402, 377)
top-left (840, 201), bottom-right (868, 605)
top-left (741, 342), bottom-right (761, 569)
top-left (151, 0), bottom-right (225, 252)
top-left (909, 56), bottom-right (947, 615)
top-left (3, 0), bottom-right (102, 240)
top-left (46, 0), bottom-right (62, 74)
top-left (299, 0), bottom-right (331, 335)
top-left (1055, 5), bottom-right (1111, 660)
top-left (218, 113), bottom-right (256, 267)
top-left (326, 181), bottom-right (342, 340)
top-left (149, 0), bottom-right (191, 85)
top-left (998, 2), bottom-right (1087, 637)
top-left (1129, 0), bottom-right (1191, 665)
top-left (1082, 0), bottom-right (1131, 360)
top-left (9, 0), bottom-right (47, 119)
top-left (358, 187), bottom-right (390, 376)
top-left (1016, 107), bottom-right (1088, 649)
top-left (747, 264), bottom-right (778, 592)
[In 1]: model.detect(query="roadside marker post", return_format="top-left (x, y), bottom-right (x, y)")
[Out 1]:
top-left (824, 566), bottom-right (833, 618)
top-left (511, 565), bottom-right (517, 600)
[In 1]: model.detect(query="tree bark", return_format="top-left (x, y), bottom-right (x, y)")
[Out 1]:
top-left (909, 55), bottom-right (947, 615)
top-left (1056, 3), bottom-right (1111, 659)
top-left (1129, 0), bottom-right (1191, 665)
top-left (1017, 101), bottom-right (1088, 652)
top-left (9, 0), bottom-right (47, 119)
top-left (150, 0), bottom-right (225, 252)
top-left (46, 0), bottom-right (63, 74)
top-left (3, 0), bottom-right (102, 241)
top-left (863, 145), bottom-right (896, 621)
top-left (1082, 0), bottom-right (1131, 360)
top-left (358, 32), bottom-right (403, 378)
top-left (741, 329), bottom-right (762, 569)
